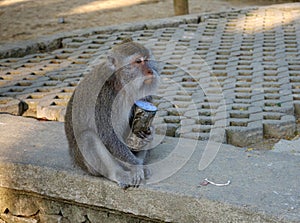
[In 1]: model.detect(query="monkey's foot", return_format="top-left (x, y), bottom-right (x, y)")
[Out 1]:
top-left (118, 182), bottom-right (131, 190)
top-left (116, 165), bottom-right (146, 189)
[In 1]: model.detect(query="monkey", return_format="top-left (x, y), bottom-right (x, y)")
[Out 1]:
top-left (64, 39), bottom-right (160, 189)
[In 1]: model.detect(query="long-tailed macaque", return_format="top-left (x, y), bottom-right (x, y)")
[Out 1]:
top-left (64, 39), bottom-right (159, 188)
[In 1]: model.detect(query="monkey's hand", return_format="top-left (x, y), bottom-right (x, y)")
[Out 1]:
top-left (118, 165), bottom-right (146, 189)
top-left (137, 126), bottom-right (154, 142)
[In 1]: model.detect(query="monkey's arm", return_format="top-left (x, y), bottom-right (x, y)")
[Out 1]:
top-left (102, 129), bottom-right (145, 166)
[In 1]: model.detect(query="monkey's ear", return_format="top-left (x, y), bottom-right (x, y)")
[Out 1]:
top-left (107, 55), bottom-right (116, 71)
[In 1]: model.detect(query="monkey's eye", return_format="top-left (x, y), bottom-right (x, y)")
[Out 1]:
top-left (135, 58), bottom-right (143, 64)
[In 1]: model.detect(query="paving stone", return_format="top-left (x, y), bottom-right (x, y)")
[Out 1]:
top-left (0, 4), bottom-right (300, 147)
top-left (0, 97), bottom-right (25, 116)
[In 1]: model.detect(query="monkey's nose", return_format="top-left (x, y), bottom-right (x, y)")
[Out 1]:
top-left (144, 70), bottom-right (155, 84)
top-left (146, 68), bottom-right (153, 76)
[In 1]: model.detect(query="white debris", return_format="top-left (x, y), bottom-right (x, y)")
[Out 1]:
top-left (202, 178), bottom-right (231, 187)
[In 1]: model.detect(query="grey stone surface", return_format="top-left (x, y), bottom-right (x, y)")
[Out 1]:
top-left (272, 137), bottom-right (300, 155)
top-left (0, 114), bottom-right (299, 222)
top-left (1, 4), bottom-right (300, 146)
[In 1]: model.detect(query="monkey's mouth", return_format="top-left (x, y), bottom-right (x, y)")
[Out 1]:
top-left (143, 76), bottom-right (155, 85)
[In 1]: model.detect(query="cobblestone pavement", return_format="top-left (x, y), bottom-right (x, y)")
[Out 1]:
top-left (1, 4), bottom-right (300, 147)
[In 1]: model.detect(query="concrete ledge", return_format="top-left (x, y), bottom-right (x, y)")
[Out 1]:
top-left (0, 114), bottom-right (299, 222)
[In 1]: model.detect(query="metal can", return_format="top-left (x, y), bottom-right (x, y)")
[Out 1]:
top-left (126, 100), bottom-right (157, 151)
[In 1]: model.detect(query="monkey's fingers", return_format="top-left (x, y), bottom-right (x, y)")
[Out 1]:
top-left (144, 166), bottom-right (152, 180)
top-left (136, 131), bottom-right (147, 139)
top-left (118, 182), bottom-right (130, 190)
top-left (137, 131), bottom-right (153, 141)
top-left (131, 166), bottom-right (145, 187)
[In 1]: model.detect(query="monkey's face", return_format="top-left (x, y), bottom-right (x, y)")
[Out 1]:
top-left (115, 54), bottom-right (160, 97)
top-left (107, 41), bottom-right (160, 102)
top-left (133, 56), bottom-right (158, 85)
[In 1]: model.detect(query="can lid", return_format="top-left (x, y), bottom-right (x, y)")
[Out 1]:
top-left (135, 100), bottom-right (157, 112)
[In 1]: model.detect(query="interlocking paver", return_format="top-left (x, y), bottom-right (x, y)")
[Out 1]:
top-left (0, 4), bottom-right (300, 146)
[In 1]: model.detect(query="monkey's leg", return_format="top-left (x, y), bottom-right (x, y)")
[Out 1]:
top-left (131, 124), bottom-right (155, 180)
top-left (77, 130), bottom-right (144, 188)
top-left (134, 150), bottom-right (147, 163)
top-left (134, 150), bottom-right (151, 180)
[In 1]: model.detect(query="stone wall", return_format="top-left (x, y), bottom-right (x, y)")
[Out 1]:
top-left (0, 188), bottom-right (157, 223)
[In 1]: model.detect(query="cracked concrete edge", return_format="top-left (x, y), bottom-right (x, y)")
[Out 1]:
top-left (0, 5), bottom-right (265, 60)
top-left (0, 14), bottom-right (200, 59)
top-left (0, 35), bottom-right (65, 60)
top-left (0, 161), bottom-right (284, 223)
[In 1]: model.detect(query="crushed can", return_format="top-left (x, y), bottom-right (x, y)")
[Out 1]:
top-left (126, 100), bottom-right (157, 151)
